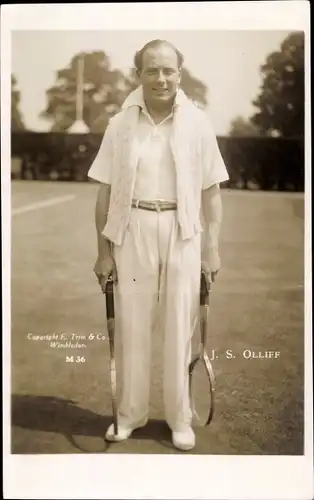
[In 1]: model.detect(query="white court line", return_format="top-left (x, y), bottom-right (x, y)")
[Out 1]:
top-left (12, 194), bottom-right (76, 216)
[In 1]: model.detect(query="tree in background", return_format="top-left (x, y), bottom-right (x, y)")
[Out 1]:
top-left (11, 75), bottom-right (26, 131)
top-left (179, 67), bottom-right (208, 107)
top-left (251, 32), bottom-right (304, 138)
top-left (226, 32), bottom-right (305, 192)
top-left (41, 51), bottom-right (208, 133)
top-left (41, 51), bottom-right (135, 133)
top-left (228, 116), bottom-right (261, 137)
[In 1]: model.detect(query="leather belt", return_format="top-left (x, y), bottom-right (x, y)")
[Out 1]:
top-left (132, 199), bottom-right (177, 213)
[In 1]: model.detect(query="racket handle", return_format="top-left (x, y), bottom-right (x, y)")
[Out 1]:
top-left (105, 278), bottom-right (115, 320)
top-left (200, 272), bottom-right (210, 305)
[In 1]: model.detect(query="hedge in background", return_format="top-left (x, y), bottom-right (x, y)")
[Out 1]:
top-left (11, 132), bottom-right (304, 192)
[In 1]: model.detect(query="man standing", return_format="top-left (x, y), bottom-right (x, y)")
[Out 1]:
top-left (88, 39), bottom-right (229, 451)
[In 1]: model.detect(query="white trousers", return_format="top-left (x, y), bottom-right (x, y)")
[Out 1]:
top-left (113, 208), bottom-right (201, 432)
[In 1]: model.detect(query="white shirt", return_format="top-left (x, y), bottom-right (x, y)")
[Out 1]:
top-left (88, 101), bottom-right (177, 202)
top-left (133, 104), bottom-right (177, 202)
top-left (88, 86), bottom-right (230, 245)
top-left (88, 89), bottom-right (229, 197)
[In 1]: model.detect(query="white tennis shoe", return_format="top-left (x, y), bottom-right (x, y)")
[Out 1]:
top-left (172, 427), bottom-right (195, 451)
top-left (105, 419), bottom-right (195, 451)
top-left (105, 419), bottom-right (147, 442)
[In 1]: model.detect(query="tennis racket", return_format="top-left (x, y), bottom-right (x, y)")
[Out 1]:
top-left (105, 275), bottom-right (118, 435)
top-left (188, 271), bottom-right (215, 426)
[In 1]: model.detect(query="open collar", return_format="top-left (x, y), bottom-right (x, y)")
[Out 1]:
top-left (121, 85), bottom-right (189, 112)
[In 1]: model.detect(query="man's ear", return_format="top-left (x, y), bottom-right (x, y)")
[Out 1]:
top-left (178, 69), bottom-right (182, 85)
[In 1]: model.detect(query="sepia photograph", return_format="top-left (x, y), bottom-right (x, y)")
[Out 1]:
top-left (2, 2), bottom-right (312, 499)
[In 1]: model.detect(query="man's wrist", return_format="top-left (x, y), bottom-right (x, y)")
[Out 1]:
top-left (202, 244), bottom-right (219, 255)
top-left (201, 247), bottom-right (220, 271)
top-left (97, 232), bottom-right (111, 259)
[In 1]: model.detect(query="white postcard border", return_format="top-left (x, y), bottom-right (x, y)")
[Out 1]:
top-left (2, 2), bottom-right (312, 499)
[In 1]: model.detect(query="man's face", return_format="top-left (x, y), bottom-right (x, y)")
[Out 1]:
top-left (138, 45), bottom-right (181, 106)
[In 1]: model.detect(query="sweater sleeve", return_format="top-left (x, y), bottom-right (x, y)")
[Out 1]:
top-left (87, 121), bottom-right (115, 185)
top-left (201, 114), bottom-right (229, 190)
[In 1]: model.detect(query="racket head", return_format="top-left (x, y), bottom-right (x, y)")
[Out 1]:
top-left (188, 353), bottom-right (215, 427)
top-left (202, 351), bottom-right (215, 425)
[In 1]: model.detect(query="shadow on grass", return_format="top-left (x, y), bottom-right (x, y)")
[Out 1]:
top-left (11, 394), bottom-right (173, 453)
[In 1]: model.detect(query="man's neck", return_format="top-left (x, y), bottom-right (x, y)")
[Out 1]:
top-left (144, 97), bottom-right (176, 124)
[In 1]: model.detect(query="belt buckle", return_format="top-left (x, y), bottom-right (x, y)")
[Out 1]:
top-left (155, 202), bottom-right (161, 213)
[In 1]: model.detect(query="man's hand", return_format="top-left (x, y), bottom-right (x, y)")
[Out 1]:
top-left (94, 254), bottom-right (118, 293)
top-left (201, 248), bottom-right (221, 290)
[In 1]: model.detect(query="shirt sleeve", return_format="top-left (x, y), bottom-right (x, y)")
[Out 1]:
top-left (201, 114), bottom-right (229, 190)
top-left (87, 121), bottom-right (114, 184)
